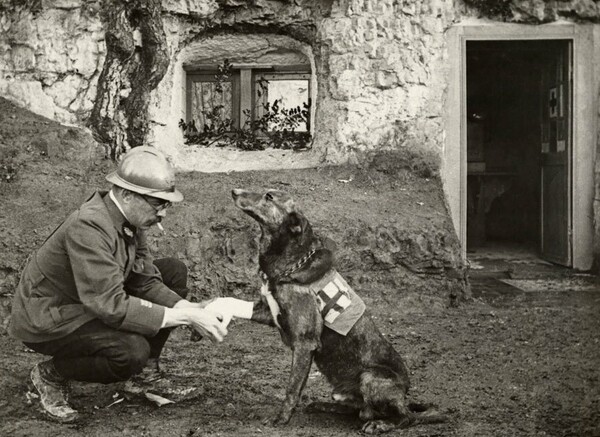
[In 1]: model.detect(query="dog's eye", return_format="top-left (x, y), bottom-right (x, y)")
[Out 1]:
top-left (265, 192), bottom-right (274, 201)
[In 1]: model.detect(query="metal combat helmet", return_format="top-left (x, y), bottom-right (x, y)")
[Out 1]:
top-left (105, 146), bottom-right (183, 203)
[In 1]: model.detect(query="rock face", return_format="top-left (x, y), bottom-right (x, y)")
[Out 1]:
top-left (2, 0), bottom-right (599, 167)
top-left (0, 2), bottom-right (105, 123)
top-left (150, 0), bottom-right (454, 166)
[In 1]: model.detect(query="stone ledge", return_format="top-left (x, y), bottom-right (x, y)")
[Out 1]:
top-left (173, 146), bottom-right (325, 173)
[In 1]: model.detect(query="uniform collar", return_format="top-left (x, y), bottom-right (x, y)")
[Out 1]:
top-left (108, 190), bottom-right (137, 239)
top-left (97, 191), bottom-right (136, 238)
top-left (108, 189), bottom-right (130, 222)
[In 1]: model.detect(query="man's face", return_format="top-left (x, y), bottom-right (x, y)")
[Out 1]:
top-left (122, 191), bottom-right (169, 230)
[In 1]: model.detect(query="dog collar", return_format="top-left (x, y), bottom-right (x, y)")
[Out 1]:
top-left (264, 246), bottom-right (319, 282)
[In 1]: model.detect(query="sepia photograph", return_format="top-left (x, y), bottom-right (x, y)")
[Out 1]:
top-left (0, 1), bottom-right (598, 436)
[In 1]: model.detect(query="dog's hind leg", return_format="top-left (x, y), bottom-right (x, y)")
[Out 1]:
top-left (359, 369), bottom-right (414, 434)
top-left (361, 397), bottom-right (446, 433)
top-left (304, 401), bottom-right (359, 415)
top-left (360, 399), bottom-right (413, 435)
top-left (305, 391), bottom-right (362, 415)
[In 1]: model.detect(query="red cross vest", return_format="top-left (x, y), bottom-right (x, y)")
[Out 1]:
top-left (307, 269), bottom-right (366, 336)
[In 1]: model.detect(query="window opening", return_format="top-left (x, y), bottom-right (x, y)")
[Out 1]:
top-left (181, 60), bottom-right (312, 151)
top-left (187, 72), bottom-right (240, 131)
top-left (255, 72), bottom-right (311, 133)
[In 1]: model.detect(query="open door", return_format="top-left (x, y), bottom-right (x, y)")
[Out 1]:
top-left (540, 41), bottom-right (572, 266)
top-left (450, 26), bottom-right (594, 270)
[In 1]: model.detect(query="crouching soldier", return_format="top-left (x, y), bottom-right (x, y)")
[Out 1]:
top-left (8, 146), bottom-right (231, 423)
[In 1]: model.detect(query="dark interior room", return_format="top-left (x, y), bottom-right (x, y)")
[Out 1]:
top-left (466, 40), bottom-right (568, 254)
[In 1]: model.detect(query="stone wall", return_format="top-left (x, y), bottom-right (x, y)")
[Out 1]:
top-left (150, 0), bottom-right (458, 168)
top-left (2, 0), bottom-right (600, 333)
top-left (2, 0), bottom-right (599, 169)
top-left (316, 0), bottom-right (454, 165)
top-left (0, 1), bottom-right (458, 169)
top-left (0, 1), bottom-right (105, 123)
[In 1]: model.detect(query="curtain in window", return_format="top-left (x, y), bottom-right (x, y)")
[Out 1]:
top-left (190, 81), bottom-right (233, 130)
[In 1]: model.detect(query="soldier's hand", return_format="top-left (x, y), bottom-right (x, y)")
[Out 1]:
top-left (187, 308), bottom-right (228, 343)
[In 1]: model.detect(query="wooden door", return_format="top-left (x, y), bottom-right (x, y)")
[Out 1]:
top-left (540, 41), bottom-right (572, 265)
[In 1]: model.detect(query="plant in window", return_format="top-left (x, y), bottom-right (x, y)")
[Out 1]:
top-left (260, 99), bottom-right (312, 150)
top-left (214, 58), bottom-right (234, 93)
top-left (181, 60), bottom-right (312, 151)
top-left (179, 105), bottom-right (235, 147)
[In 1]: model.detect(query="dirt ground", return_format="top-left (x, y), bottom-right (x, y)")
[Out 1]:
top-left (0, 98), bottom-right (599, 436)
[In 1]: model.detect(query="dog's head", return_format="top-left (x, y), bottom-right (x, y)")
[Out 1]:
top-left (231, 188), bottom-right (308, 236)
top-left (232, 188), bottom-right (335, 282)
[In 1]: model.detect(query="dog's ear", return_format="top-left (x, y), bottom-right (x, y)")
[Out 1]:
top-left (288, 211), bottom-right (306, 235)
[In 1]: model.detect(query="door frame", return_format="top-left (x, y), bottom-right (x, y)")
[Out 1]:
top-left (443, 23), bottom-right (596, 270)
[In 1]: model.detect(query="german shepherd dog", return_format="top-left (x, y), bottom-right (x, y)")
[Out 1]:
top-left (232, 188), bottom-right (445, 434)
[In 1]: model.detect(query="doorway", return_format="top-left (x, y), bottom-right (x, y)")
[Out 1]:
top-left (465, 40), bottom-right (573, 266)
top-left (443, 25), bottom-right (595, 272)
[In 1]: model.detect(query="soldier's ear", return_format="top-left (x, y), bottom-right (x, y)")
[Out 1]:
top-left (115, 187), bottom-right (135, 204)
top-left (288, 212), bottom-right (306, 235)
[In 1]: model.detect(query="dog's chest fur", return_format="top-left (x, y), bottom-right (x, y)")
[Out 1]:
top-left (270, 282), bottom-right (323, 348)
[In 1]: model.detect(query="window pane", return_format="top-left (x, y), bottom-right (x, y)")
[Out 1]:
top-left (190, 81), bottom-right (232, 130)
top-left (266, 79), bottom-right (309, 132)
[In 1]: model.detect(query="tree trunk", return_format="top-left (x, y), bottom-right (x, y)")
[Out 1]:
top-left (90, 0), bottom-right (169, 160)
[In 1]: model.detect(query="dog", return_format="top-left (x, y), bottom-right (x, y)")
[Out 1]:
top-left (232, 188), bottom-right (446, 434)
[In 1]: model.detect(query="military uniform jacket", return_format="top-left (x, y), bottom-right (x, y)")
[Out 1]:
top-left (9, 191), bottom-right (183, 343)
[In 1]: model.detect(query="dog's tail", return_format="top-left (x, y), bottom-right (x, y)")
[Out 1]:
top-left (408, 402), bottom-right (448, 424)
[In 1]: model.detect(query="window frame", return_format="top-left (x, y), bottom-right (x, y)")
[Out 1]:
top-left (184, 65), bottom-right (312, 134)
top-left (252, 70), bottom-right (312, 133)
top-left (185, 70), bottom-right (241, 129)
